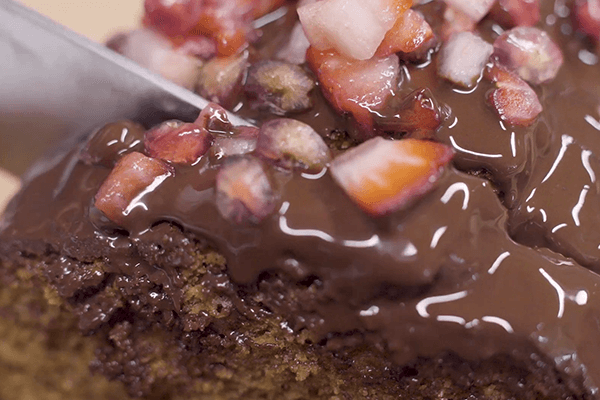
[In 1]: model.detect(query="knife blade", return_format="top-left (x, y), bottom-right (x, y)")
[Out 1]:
top-left (0, 0), bottom-right (251, 175)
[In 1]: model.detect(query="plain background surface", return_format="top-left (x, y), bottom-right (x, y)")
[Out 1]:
top-left (0, 0), bottom-right (144, 212)
top-left (17, 0), bottom-right (143, 42)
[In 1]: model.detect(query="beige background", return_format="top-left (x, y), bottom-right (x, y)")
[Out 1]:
top-left (18, 0), bottom-right (143, 42)
top-left (0, 0), bottom-right (144, 212)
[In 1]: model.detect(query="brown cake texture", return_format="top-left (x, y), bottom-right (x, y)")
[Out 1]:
top-left (4, 0), bottom-right (600, 399)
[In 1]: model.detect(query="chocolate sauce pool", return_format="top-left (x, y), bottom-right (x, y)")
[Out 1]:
top-left (4, 0), bottom-right (600, 396)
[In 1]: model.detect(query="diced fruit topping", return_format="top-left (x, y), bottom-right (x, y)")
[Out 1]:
top-left (215, 156), bottom-right (277, 224)
top-left (211, 127), bottom-right (259, 160)
top-left (376, 10), bottom-right (434, 57)
top-left (330, 137), bottom-right (454, 216)
top-left (444, 0), bottom-right (495, 23)
top-left (176, 35), bottom-right (217, 59)
top-left (256, 119), bottom-right (332, 172)
top-left (81, 121), bottom-right (146, 167)
top-left (490, 0), bottom-right (541, 27)
top-left (196, 52), bottom-right (248, 109)
top-left (375, 88), bottom-right (442, 138)
top-left (95, 152), bottom-right (173, 225)
top-left (245, 61), bottom-right (315, 115)
top-left (440, 6), bottom-right (476, 41)
top-left (437, 31), bottom-right (493, 88)
top-left (119, 29), bottom-right (202, 90)
top-left (307, 47), bottom-right (400, 139)
top-left (144, 121), bottom-right (213, 164)
top-left (298, 0), bottom-right (410, 60)
top-left (276, 23), bottom-right (311, 65)
top-left (485, 63), bottom-right (542, 127)
top-left (144, 0), bottom-right (205, 37)
top-left (398, 35), bottom-right (439, 64)
top-left (492, 26), bottom-right (563, 85)
top-left (574, 0), bottom-right (600, 41)
top-left (144, 0), bottom-right (286, 56)
top-left (194, 103), bottom-right (234, 135)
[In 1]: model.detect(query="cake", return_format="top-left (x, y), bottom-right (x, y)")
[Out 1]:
top-left (2, 0), bottom-right (600, 398)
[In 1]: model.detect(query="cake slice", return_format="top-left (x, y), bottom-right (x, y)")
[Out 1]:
top-left (3, 0), bottom-right (600, 398)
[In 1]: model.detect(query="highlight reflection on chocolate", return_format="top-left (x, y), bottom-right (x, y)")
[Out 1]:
top-left (3, 0), bottom-right (600, 398)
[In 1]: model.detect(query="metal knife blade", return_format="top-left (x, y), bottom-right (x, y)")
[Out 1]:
top-left (0, 0), bottom-right (251, 175)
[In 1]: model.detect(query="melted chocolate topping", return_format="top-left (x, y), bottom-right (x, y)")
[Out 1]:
top-left (4, 0), bottom-right (600, 396)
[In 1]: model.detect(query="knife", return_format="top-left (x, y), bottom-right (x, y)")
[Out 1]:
top-left (0, 0), bottom-right (251, 176)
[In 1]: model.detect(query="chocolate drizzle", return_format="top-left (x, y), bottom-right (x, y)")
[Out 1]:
top-left (4, 0), bottom-right (600, 397)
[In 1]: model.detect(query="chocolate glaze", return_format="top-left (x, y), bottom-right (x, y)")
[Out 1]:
top-left (4, 0), bottom-right (600, 397)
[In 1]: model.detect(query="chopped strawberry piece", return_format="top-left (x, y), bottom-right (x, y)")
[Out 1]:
top-left (144, 0), bottom-right (205, 37)
top-left (195, 103), bottom-right (234, 135)
top-left (215, 156), bottom-right (277, 224)
top-left (197, 52), bottom-right (249, 109)
top-left (330, 138), bottom-right (454, 216)
top-left (444, 0), bottom-right (495, 23)
top-left (490, 0), bottom-right (541, 27)
top-left (307, 47), bottom-right (400, 139)
top-left (119, 29), bottom-right (202, 90)
top-left (398, 35), bottom-right (440, 64)
top-left (376, 88), bottom-right (442, 138)
top-left (485, 63), bottom-right (542, 127)
top-left (256, 119), bottom-right (332, 172)
top-left (144, 121), bottom-right (213, 164)
top-left (211, 127), bottom-right (259, 160)
top-left (95, 152), bottom-right (173, 225)
top-left (175, 35), bottom-right (217, 59)
top-left (493, 26), bottom-right (563, 84)
top-left (298, 0), bottom-right (410, 60)
top-left (145, 0), bottom-right (285, 56)
top-left (574, 0), bottom-right (600, 41)
top-left (440, 6), bottom-right (476, 42)
top-left (437, 32), bottom-right (493, 88)
top-left (376, 10), bottom-right (434, 57)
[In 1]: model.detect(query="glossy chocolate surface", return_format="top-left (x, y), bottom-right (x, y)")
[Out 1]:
top-left (4, 0), bottom-right (600, 397)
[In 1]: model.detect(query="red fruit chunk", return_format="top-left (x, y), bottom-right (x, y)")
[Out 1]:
top-left (398, 35), bottom-right (440, 64)
top-left (490, 0), bottom-right (541, 27)
top-left (211, 127), bottom-right (259, 160)
top-left (440, 6), bottom-right (475, 41)
top-left (144, 0), bottom-right (204, 37)
top-left (176, 35), bottom-right (217, 59)
top-left (376, 10), bottom-right (434, 57)
top-left (444, 0), bottom-right (495, 23)
top-left (145, 0), bottom-right (285, 56)
top-left (95, 152), bottom-right (173, 225)
top-left (485, 63), bottom-right (542, 127)
top-left (493, 26), bottom-right (564, 84)
top-left (376, 88), bottom-right (442, 138)
top-left (437, 32), bottom-right (493, 88)
top-left (144, 121), bottom-right (213, 164)
top-left (330, 137), bottom-right (454, 217)
top-left (256, 119), bottom-right (331, 172)
top-left (298, 0), bottom-right (410, 60)
top-left (306, 47), bottom-right (400, 139)
top-left (195, 103), bottom-right (234, 135)
top-left (574, 0), bottom-right (600, 41)
top-left (215, 156), bottom-right (277, 224)
top-left (196, 52), bottom-right (248, 109)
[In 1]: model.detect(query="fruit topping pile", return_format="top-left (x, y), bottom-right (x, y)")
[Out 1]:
top-left (100, 0), bottom-right (586, 225)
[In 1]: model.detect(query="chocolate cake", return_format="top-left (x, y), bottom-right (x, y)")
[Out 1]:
top-left (4, 0), bottom-right (600, 398)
